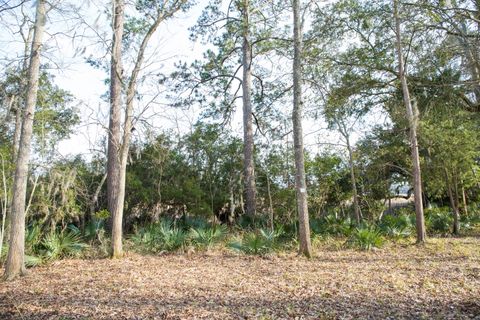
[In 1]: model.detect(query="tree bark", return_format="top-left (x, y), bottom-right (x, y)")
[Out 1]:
top-left (453, 173), bottom-right (461, 235)
top-left (444, 169), bottom-right (460, 235)
top-left (107, 0), bottom-right (125, 258)
top-left (4, 0), bottom-right (46, 280)
top-left (461, 185), bottom-right (468, 216)
top-left (393, 0), bottom-right (426, 243)
top-left (338, 121), bottom-right (361, 224)
top-left (110, 4), bottom-right (173, 257)
top-left (13, 101), bottom-right (22, 162)
top-left (241, 0), bottom-right (256, 217)
top-left (293, 0), bottom-right (312, 258)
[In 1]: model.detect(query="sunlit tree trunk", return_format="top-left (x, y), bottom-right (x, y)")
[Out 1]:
top-left (393, 0), bottom-right (426, 243)
top-left (241, 0), bottom-right (256, 217)
top-left (4, 0), bottom-right (46, 280)
top-left (293, 0), bottom-right (312, 258)
top-left (107, 0), bottom-right (125, 258)
top-left (337, 120), bottom-right (361, 224)
top-left (110, 3), bottom-right (180, 257)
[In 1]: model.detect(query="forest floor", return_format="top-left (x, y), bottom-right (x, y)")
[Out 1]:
top-left (1, 237), bottom-right (479, 320)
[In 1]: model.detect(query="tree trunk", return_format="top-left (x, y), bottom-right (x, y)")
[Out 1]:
top-left (3, 0), bottom-right (46, 280)
top-left (345, 138), bottom-right (361, 224)
top-left (0, 155), bottom-right (8, 260)
top-left (266, 169), bottom-right (274, 231)
top-left (90, 172), bottom-right (107, 216)
top-left (110, 3), bottom-right (166, 257)
top-left (453, 173), bottom-right (461, 235)
top-left (393, 0), bottom-right (426, 243)
top-left (241, 0), bottom-right (256, 217)
top-left (444, 170), bottom-right (460, 235)
top-left (461, 185), bottom-right (468, 216)
top-left (293, 0), bottom-right (312, 258)
top-left (107, 0), bottom-right (125, 258)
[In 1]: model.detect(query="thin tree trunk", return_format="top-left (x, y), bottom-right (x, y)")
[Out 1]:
top-left (13, 102), bottom-right (22, 162)
top-left (0, 155), bottom-right (8, 259)
top-left (241, 0), bottom-right (256, 217)
top-left (107, 0), bottom-right (125, 258)
top-left (393, 0), bottom-right (426, 243)
top-left (229, 182), bottom-right (235, 224)
top-left (266, 169), bottom-right (274, 231)
top-left (91, 172), bottom-right (107, 216)
top-left (444, 169), bottom-right (460, 235)
top-left (110, 5), bottom-right (169, 257)
top-left (453, 173), bottom-right (461, 235)
top-left (4, 0), bottom-right (46, 280)
top-left (461, 184), bottom-right (468, 216)
top-left (345, 137), bottom-right (361, 224)
top-left (293, 0), bottom-right (312, 258)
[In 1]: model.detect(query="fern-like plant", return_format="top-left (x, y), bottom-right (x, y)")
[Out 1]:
top-left (229, 228), bottom-right (281, 255)
top-left (42, 229), bottom-right (88, 260)
top-left (189, 225), bottom-right (227, 249)
top-left (348, 226), bottom-right (384, 251)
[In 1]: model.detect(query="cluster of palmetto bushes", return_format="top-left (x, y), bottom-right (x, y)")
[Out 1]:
top-left (1, 206), bottom-right (479, 267)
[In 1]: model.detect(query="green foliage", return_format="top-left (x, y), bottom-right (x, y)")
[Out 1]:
top-left (378, 214), bottom-right (414, 240)
top-left (425, 207), bottom-right (453, 235)
top-left (461, 211), bottom-right (480, 231)
top-left (347, 226), bottom-right (384, 251)
top-left (311, 215), bottom-right (354, 237)
top-left (41, 228), bottom-right (88, 261)
top-left (179, 216), bottom-right (210, 230)
top-left (131, 219), bottom-right (188, 252)
top-left (189, 224), bottom-right (227, 249)
top-left (25, 223), bottom-right (43, 253)
top-left (228, 228), bottom-right (282, 255)
top-left (83, 219), bottom-right (105, 242)
top-left (25, 255), bottom-right (44, 268)
top-left (95, 209), bottom-right (110, 220)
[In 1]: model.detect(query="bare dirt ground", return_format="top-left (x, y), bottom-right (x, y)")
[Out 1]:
top-left (1, 237), bottom-right (479, 320)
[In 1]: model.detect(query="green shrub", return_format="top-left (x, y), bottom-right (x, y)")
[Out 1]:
top-left (25, 223), bottom-right (43, 253)
top-left (379, 214), bottom-right (413, 239)
top-left (237, 215), bottom-right (270, 230)
top-left (131, 219), bottom-right (187, 252)
top-left (179, 216), bottom-right (210, 230)
top-left (228, 228), bottom-right (281, 255)
top-left (347, 226), bottom-right (384, 251)
top-left (425, 207), bottom-right (453, 234)
top-left (460, 212), bottom-right (480, 230)
top-left (312, 215), bottom-right (353, 237)
top-left (25, 255), bottom-right (43, 267)
top-left (84, 219), bottom-right (105, 242)
top-left (189, 224), bottom-right (227, 249)
top-left (41, 228), bottom-right (88, 260)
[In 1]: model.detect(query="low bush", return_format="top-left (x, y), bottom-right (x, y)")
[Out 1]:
top-left (425, 207), bottom-right (453, 235)
top-left (378, 214), bottom-right (414, 240)
top-left (228, 228), bottom-right (282, 255)
top-left (41, 227), bottom-right (88, 261)
top-left (189, 224), bottom-right (227, 249)
top-left (131, 218), bottom-right (187, 252)
top-left (347, 226), bottom-right (384, 251)
top-left (312, 215), bottom-right (354, 237)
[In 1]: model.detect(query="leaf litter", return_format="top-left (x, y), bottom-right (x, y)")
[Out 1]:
top-left (0, 237), bottom-right (479, 319)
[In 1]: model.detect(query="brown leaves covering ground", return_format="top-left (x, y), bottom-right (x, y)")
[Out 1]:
top-left (1, 237), bottom-right (479, 320)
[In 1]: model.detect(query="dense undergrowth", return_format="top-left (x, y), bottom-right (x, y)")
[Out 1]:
top-left (1, 206), bottom-right (479, 267)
